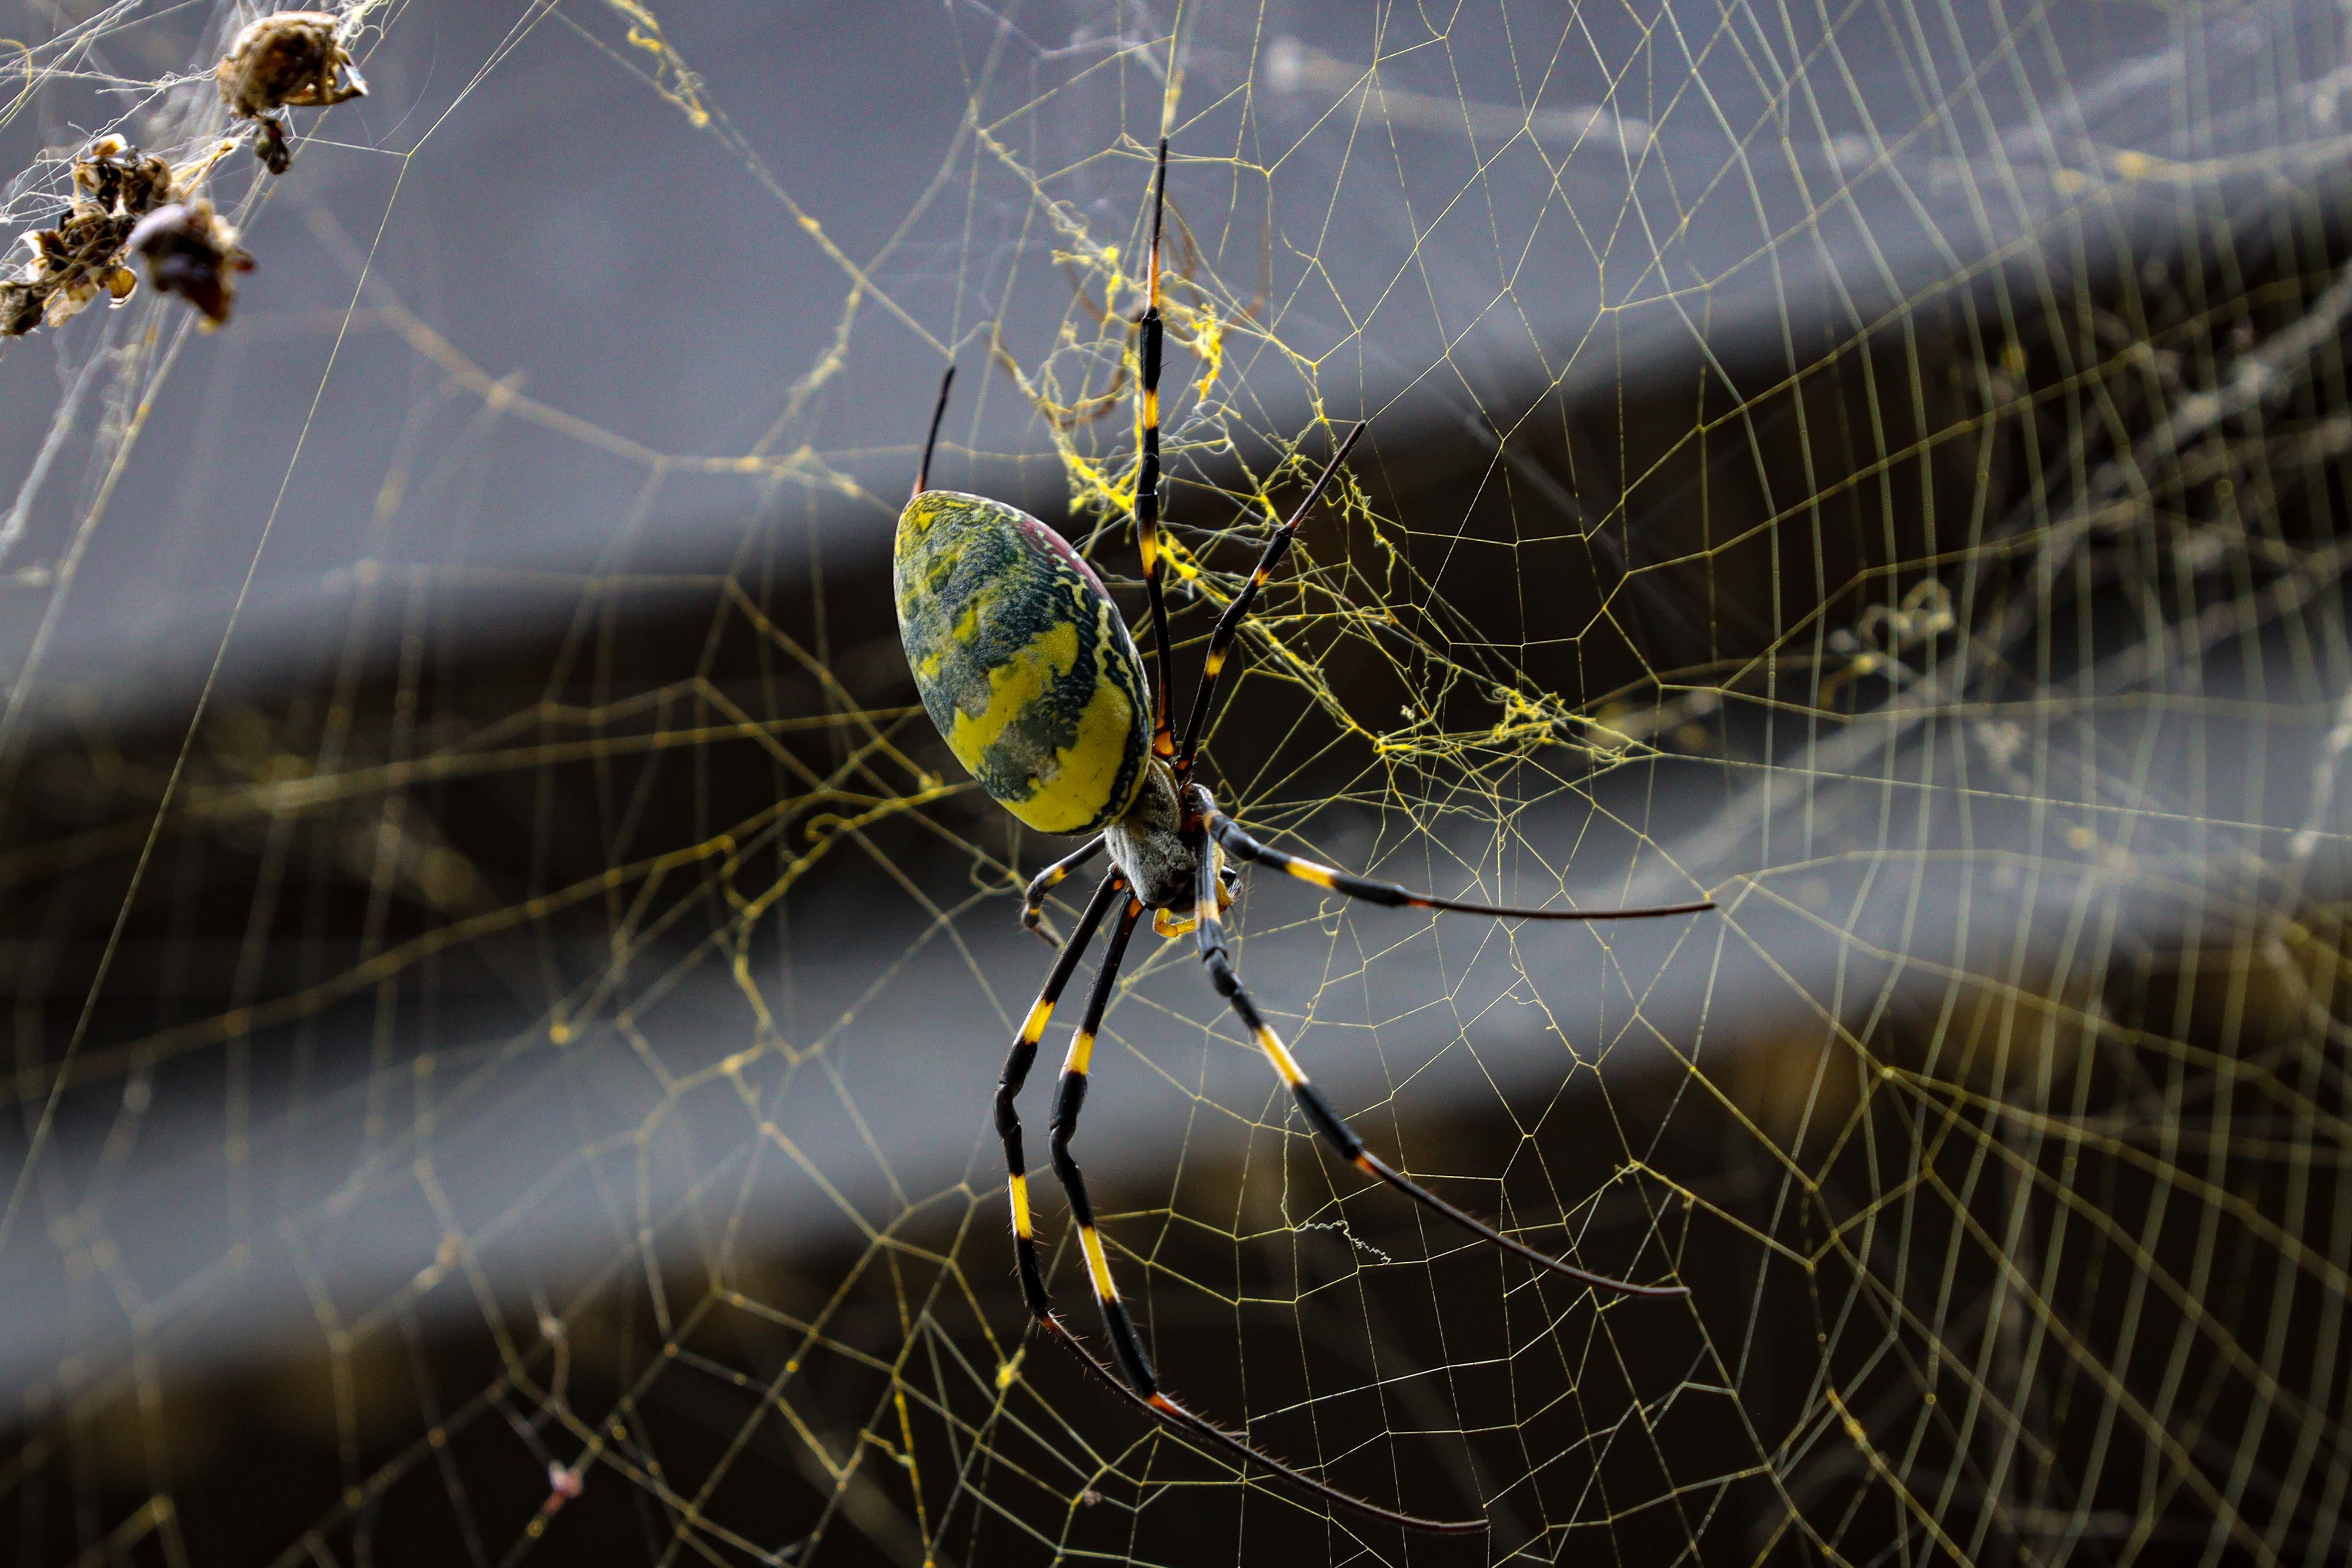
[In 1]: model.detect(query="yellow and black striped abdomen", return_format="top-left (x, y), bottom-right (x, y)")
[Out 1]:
top-left (895, 490), bottom-right (1151, 835)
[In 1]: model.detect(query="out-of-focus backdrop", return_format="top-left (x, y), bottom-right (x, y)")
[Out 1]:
top-left (2, 2), bottom-right (2350, 1563)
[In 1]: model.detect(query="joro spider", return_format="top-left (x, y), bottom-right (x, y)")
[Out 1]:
top-left (893, 139), bottom-right (1716, 1534)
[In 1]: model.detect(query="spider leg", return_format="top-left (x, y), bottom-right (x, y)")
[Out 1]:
top-left (998, 870), bottom-right (1125, 1312)
top-left (913, 363), bottom-right (956, 499)
top-left (1204, 804), bottom-right (1716, 922)
top-left (1034, 884), bottom-right (1485, 1533)
top-left (1184, 823), bottom-right (1689, 1299)
top-left (1046, 894), bottom-right (1155, 1384)
top-left (283, 61), bottom-right (368, 109)
top-left (1020, 834), bottom-right (1105, 943)
top-left (1174, 422), bottom-right (1367, 775)
top-left (1135, 138), bottom-right (1177, 763)
top-left (1028, 1312), bottom-right (1486, 1534)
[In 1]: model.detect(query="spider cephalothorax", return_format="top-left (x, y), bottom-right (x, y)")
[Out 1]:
top-left (890, 139), bottom-right (1717, 1533)
top-left (1098, 755), bottom-right (1195, 912)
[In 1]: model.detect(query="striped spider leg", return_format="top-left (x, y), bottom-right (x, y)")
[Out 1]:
top-left (1182, 785), bottom-right (1701, 1296)
top-left (1156, 375), bottom-right (1712, 1290)
top-left (1132, 138), bottom-right (1179, 765)
top-left (995, 869), bottom-right (1486, 1533)
top-left (1172, 423), bottom-right (1364, 781)
top-left (1018, 835), bottom-right (1106, 942)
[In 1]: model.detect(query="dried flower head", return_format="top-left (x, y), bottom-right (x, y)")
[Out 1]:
top-left (74, 135), bottom-right (176, 218)
top-left (0, 138), bottom-right (185, 338)
top-left (129, 201), bottom-right (254, 328)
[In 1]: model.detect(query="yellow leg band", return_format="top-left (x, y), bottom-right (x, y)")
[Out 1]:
top-left (1256, 1027), bottom-right (1307, 1087)
top-left (1080, 1224), bottom-right (1120, 1302)
top-left (1063, 1032), bottom-right (1095, 1076)
top-left (1021, 998), bottom-right (1054, 1044)
top-left (1143, 388), bottom-right (1160, 426)
top-left (1294, 861), bottom-right (1339, 890)
top-left (1009, 1174), bottom-right (1032, 1238)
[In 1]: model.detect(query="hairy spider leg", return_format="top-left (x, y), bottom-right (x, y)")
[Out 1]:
top-left (290, 61), bottom-right (368, 106)
top-left (913, 363), bottom-right (956, 499)
top-left (1174, 421), bottom-right (1368, 775)
top-left (996, 870), bottom-right (1125, 1311)
top-left (1205, 805), bottom-right (1717, 923)
top-left (1184, 810), bottom-right (1690, 1298)
top-left (1030, 880), bottom-right (1485, 1533)
top-left (1020, 834), bottom-right (1107, 941)
top-left (1135, 138), bottom-right (1178, 762)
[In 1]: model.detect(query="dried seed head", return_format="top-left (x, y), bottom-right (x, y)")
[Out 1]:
top-left (129, 200), bottom-right (254, 327)
top-left (72, 138), bottom-right (177, 219)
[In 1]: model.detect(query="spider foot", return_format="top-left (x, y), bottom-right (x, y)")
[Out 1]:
top-left (1030, 1312), bottom-right (1487, 1535)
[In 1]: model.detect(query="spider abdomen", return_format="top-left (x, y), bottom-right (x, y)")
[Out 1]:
top-left (896, 490), bottom-right (1152, 835)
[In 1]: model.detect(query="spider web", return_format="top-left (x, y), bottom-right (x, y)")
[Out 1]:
top-left (1, 1), bottom-right (2348, 1563)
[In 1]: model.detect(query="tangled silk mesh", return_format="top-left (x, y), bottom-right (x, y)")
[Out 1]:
top-left (2, 2), bottom-right (2350, 1564)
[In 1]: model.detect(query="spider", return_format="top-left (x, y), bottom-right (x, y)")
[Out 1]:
top-left (892, 139), bottom-right (1716, 1533)
top-left (215, 10), bottom-right (368, 175)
